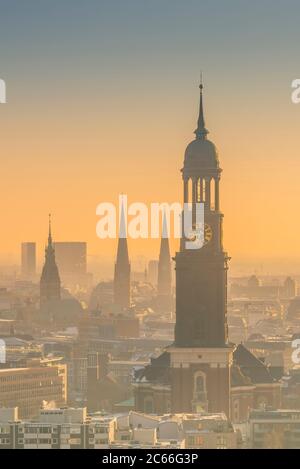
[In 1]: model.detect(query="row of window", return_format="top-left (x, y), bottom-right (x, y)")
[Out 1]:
top-left (0, 373), bottom-right (60, 382)
top-left (0, 380), bottom-right (61, 390)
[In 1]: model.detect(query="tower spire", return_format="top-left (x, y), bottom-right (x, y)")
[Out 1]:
top-left (40, 213), bottom-right (61, 306)
top-left (194, 73), bottom-right (209, 140)
top-left (114, 196), bottom-right (131, 309)
top-left (157, 210), bottom-right (172, 310)
top-left (48, 213), bottom-right (52, 246)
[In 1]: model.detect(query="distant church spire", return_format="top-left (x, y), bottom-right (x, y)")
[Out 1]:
top-left (48, 213), bottom-right (52, 246)
top-left (194, 73), bottom-right (209, 140)
top-left (114, 197), bottom-right (131, 309)
top-left (157, 211), bottom-right (172, 311)
top-left (40, 214), bottom-right (61, 306)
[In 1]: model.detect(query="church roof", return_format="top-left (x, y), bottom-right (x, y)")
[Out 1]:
top-left (231, 363), bottom-right (252, 387)
top-left (183, 80), bottom-right (219, 173)
top-left (134, 351), bottom-right (171, 385)
top-left (233, 343), bottom-right (275, 384)
top-left (134, 344), bottom-right (276, 389)
top-left (184, 138), bottom-right (219, 170)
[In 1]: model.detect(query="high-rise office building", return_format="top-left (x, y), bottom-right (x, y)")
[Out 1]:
top-left (21, 242), bottom-right (36, 279)
top-left (0, 359), bottom-right (66, 419)
top-left (53, 242), bottom-right (87, 275)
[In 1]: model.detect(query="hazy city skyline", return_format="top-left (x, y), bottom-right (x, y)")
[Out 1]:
top-left (2, 2), bottom-right (300, 453)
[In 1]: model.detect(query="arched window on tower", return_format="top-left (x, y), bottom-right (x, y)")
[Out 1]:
top-left (205, 178), bottom-right (211, 207)
top-left (193, 371), bottom-right (207, 402)
top-left (210, 178), bottom-right (215, 211)
top-left (202, 179), bottom-right (206, 202)
top-left (197, 178), bottom-right (201, 202)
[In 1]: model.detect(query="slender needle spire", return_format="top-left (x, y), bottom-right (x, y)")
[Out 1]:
top-left (194, 73), bottom-right (209, 140)
top-left (48, 213), bottom-right (52, 246)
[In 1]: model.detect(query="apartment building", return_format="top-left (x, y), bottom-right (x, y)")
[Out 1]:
top-left (0, 358), bottom-right (67, 418)
top-left (0, 407), bottom-right (237, 449)
top-left (0, 407), bottom-right (114, 449)
top-left (249, 409), bottom-right (300, 449)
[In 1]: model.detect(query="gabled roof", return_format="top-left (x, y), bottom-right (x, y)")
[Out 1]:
top-left (233, 344), bottom-right (274, 384)
top-left (134, 351), bottom-right (171, 384)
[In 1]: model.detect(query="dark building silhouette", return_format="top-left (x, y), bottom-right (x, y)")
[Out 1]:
top-left (157, 212), bottom-right (172, 310)
top-left (134, 80), bottom-right (232, 417)
top-left (172, 79), bottom-right (232, 415)
top-left (174, 80), bottom-right (229, 346)
top-left (134, 81), bottom-right (281, 420)
top-left (40, 215), bottom-right (61, 306)
top-left (114, 201), bottom-right (131, 309)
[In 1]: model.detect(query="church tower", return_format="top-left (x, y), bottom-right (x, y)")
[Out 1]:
top-left (114, 201), bottom-right (131, 309)
top-left (40, 215), bottom-right (61, 305)
top-left (169, 80), bottom-right (232, 416)
top-left (157, 212), bottom-right (172, 311)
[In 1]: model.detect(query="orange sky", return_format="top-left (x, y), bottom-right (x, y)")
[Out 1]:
top-left (1, 2), bottom-right (300, 276)
top-left (1, 80), bottom-right (300, 275)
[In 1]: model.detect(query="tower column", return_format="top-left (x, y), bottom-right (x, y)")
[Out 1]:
top-left (205, 177), bottom-right (211, 208)
top-left (184, 178), bottom-right (189, 203)
top-left (192, 177), bottom-right (197, 225)
top-left (200, 178), bottom-right (204, 202)
top-left (215, 177), bottom-right (220, 211)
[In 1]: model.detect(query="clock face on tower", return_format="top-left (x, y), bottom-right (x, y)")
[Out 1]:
top-left (186, 223), bottom-right (213, 246)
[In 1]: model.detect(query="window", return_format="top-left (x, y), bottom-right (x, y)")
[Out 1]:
top-left (217, 435), bottom-right (227, 449)
top-left (0, 438), bottom-right (10, 444)
top-left (193, 371), bottom-right (207, 402)
top-left (257, 396), bottom-right (268, 410)
top-left (0, 426), bottom-right (9, 433)
top-left (144, 397), bottom-right (154, 414)
top-left (195, 375), bottom-right (204, 393)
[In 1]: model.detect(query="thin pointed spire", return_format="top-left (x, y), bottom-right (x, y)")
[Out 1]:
top-left (119, 197), bottom-right (127, 239)
top-left (194, 73), bottom-right (209, 140)
top-left (162, 209), bottom-right (169, 239)
top-left (48, 213), bottom-right (52, 246)
top-left (114, 195), bottom-right (131, 308)
top-left (157, 210), bottom-right (172, 306)
top-left (40, 213), bottom-right (61, 305)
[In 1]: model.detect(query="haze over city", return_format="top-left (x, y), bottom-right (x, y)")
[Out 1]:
top-left (2, 0), bottom-right (300, 455)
